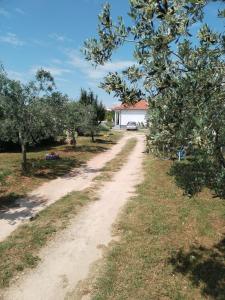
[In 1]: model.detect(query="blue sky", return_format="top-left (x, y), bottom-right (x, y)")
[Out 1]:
top-left (0, 0), bottom-right (224, 107)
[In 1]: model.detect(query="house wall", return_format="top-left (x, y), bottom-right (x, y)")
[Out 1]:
top-left (120, 110), bottom-right (147, 126)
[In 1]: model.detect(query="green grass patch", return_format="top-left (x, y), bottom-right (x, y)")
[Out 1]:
top-left (92, 157), bottom-right (225, 300)
top-left (0, 170), bottom-right (12, 184)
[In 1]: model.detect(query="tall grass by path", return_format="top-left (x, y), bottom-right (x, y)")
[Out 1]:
top-left (92, 157), bottom-right (225, 300)
top-left (0, 136), bottom-right (137, 289)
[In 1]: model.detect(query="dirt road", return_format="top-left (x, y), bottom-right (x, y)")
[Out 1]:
top-left (2, 133), bottom-right (145, 300)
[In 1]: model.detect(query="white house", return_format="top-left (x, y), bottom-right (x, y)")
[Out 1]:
top-left (112, 100), bottom-right (148, 129)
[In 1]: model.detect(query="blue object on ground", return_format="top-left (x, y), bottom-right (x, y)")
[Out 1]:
top-left (45, 153), bottom-right (60, 160)
top-left (177, 148), bottom-right (186, 161)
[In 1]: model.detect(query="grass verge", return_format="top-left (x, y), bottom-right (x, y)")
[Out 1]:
top-left (0, 136), bottom-right (137, 289)
top-left (92, 156), bottom-right (225, 300)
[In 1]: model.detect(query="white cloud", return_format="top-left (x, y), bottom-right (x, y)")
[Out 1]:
top-left (55, 77), bottom-right (69, 83)
top-left (88, 61), bottom-right (135, 80)
top-left (30, 65), bottom-right (72, 77)
top-left (67, 50), bottom-right (134, 81)
top-left (15, 8), bottom-right (25, 15)
top-left (52, 58), bottom-right (62, 65)
top-left (31, 38), bottom-right (48, 47)
top-left (7, 68), bottom-right (70, 84)
top-left (0, 8), bottom-right (10, 17)
top-left (49, 33), bottom-right (73, 43)
top-left (0, 33), bottom-right (24, 46)
top-left (0, 7), bottom-right (25, 17)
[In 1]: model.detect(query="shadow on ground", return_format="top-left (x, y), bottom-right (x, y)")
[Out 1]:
top-left (169, 236), bottom-right (225, 299)
top-left (0, 194), bottom-right (47, 223)
top-left (62, 145), bottom-right (108, 153)
top-left (0, 193), bottom-right (25, 211)
top-left (169, 159), bottom-right (208, 196)
top-left (31, 144), bottom-right (111, 179)
top-left (28, 157), bottom-right (85, 180)
top-left (0, 158), bottom-right (84, 210)
top-left (169, 156), bottom-right (225, 199)
top-left (94, 138), bottom-right (117, 145)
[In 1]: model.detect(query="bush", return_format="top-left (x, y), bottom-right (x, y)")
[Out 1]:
top-left (210, 168), bottom-right (225, 198)
top-left (99, 123), bottom-right (110, 132)
top-left (106, 120), bottom-right (113, 129)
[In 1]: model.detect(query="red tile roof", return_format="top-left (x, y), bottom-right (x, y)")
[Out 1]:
top-left (113, 100), bottom-right (148, 111)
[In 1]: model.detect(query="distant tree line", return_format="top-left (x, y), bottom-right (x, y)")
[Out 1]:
top-left (0, 66), bottom-right (106, 172)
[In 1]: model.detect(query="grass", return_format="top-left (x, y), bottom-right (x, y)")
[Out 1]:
top-left (0, 136), bottom-right (137, 289)
top-left (91, 156), bottom-right (225, 300)
top-left (0, 132), bottom-right (122, 210)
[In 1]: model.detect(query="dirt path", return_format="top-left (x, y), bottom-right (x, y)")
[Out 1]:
top-left (0, 134), bottom-right (134, 242)
top-left (2, 133), bottom-right (145, 300)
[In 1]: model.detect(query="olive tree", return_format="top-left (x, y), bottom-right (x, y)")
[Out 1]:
top-left (0, 67), bottom-right (66, 171)
top-left (82, 1), bottom-right (225, 162)
top-left (65, 101), bottom-right (85, 146)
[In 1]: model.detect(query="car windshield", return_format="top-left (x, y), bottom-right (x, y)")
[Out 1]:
top-left (127, 122), bottom-right (136, 125)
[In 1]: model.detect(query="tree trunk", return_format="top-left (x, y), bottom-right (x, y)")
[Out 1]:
top-left (214, 131), bottom-right (225, 168)
top-left (21, 142), bottom-right (27, 172)
top-left (18, 130), bottom-right (27, 172)
top-left (91, 131), bottom-right (95, 142)
top-left (71, 132), bottom-right (77, 148)
top-left (214, 145), bottom-right (225, 168)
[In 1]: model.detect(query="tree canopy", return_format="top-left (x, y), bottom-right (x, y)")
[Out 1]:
top-left (0, 67), bottom-right (67, 171)
top-left (78, 89), bottom-right (106, 141)
top-left (83, 0), bottom-right (225, 196)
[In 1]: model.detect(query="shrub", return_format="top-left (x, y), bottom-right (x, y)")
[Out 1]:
top-left (99, 123), bottom-right (110, 132)
top-left (210, 168), bottom-right (225, 199)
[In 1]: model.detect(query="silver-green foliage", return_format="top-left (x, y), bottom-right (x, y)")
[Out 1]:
top-left (82, 0), bottom-right (225, 197)
top-left (0, 67), bottom-right (67, 170)
top-left (83, 0), bottom-right (225, 166)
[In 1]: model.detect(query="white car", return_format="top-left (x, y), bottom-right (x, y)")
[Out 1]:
top-left (126, 121), bottom-right (138, 131)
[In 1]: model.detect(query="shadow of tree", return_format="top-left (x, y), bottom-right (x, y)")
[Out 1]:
top-left (169, 237), bottom-right (225, 299)
top-left (27, 143), bottom-right (111, 179)
top-left (27, 157), bottom-right (84, 180)
top-left (0, 193), bottom-right (25, 211)
top-left (0, 194), bottom-right (48, 223)
top-left (168, 147), bottom-right (218, 197)
top-left (169, 160), bottom-right (208, 196)
top-left (62, 145), bottom-right (108, 153)
top-left (94, 138), bottom-right (117, 145)
top-left (0, 156), bottom-right (86, 210)
top-left (169, 156), bottom-right (225, 198)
